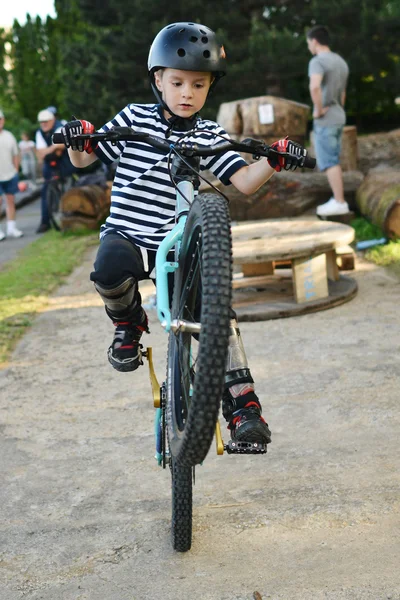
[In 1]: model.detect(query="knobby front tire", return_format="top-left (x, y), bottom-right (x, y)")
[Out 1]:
top-left (171, 457), bottom-right (193, 552)
top-left (166, 193), bottom-right (232, 466)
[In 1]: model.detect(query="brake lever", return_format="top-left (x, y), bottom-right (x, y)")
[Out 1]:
top-left (238, 137), bottom-right (267, 161)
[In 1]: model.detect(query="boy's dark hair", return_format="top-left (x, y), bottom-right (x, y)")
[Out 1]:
top-left (307, 25), bottom-right (330, 46)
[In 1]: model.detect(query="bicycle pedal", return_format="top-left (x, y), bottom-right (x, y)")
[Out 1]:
top-left (224, 440), bottom-right (267, 455)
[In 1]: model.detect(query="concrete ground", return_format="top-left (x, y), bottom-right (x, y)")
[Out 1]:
top-left (0, 192), bottom-right (43, 270)
top-left (1, 243), bottom-right (400, 599)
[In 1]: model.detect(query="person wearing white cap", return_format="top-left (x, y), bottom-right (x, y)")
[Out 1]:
top-left (35, 108), bottom-right (75, 232)
top-left (0, 109), bottom-right (23, 241)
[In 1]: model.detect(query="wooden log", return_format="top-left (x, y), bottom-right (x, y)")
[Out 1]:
top-left (61, 214), bottom-right (101, 231)
top-left (356, 169), bottom-right (400, 238)
top-left (357, 129), bottom-right (400, 174)
top-left (61, 185), bottom-right (111, 218)
top-left (217, 95), bottom-right (311, 146)
top-left (200, 169), bottom-right (364, 221)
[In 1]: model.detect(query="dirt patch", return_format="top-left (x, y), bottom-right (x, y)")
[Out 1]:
top-left (1, 248), bottom-right (400, 599)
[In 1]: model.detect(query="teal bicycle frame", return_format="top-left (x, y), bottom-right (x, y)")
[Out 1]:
top-left (153, 179), bottom-right (196, 465)
top-left (155, 180), bottom-right (200, 334)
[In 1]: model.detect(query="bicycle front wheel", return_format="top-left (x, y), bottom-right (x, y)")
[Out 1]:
top-left (166, 193), bottom-right (232, 466)
top-left (171, 457), bottom-right (193, 552)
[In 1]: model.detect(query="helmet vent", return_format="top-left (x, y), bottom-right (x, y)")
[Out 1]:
top-left (177, 48), bottom-right (186, 57)
top-left (199, 29), bottom-right (207, 34)
top-left (190, 36), bottom-right (198, 43)
top-left (179, 28), bottom-right (185, 34)
top-left (201, 36), bottom-right (208, 44)
top-left (203, 50), bottom-right (211, 58)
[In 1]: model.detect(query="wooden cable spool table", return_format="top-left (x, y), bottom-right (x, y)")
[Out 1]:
top-left (231, 218), bottom-right (358, 321)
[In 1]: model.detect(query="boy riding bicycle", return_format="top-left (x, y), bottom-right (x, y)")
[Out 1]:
top-left (61, 22), bottom-right (307, 448)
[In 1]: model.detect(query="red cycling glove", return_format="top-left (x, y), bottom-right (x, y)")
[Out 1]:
top-left (267, 136), bottom-right (305, 172)
top-left (61, 118), bottom-right (96, 153)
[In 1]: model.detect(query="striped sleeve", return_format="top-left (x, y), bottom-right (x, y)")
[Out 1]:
top-left (94, 105), bottom-right (133, 165)
top-left (200, 125), bottom-right (247, 186)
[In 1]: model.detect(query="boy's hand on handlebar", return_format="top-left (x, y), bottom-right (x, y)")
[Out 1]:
top-left (267, 137), bottom-right (306, 172)
top-left (61, 118), bottom-right (97, 153)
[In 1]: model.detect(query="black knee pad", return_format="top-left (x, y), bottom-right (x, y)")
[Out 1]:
top-left (94, 276), bottom-right (140, 320)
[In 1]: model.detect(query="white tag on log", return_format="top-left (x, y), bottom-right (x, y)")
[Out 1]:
top-left (258, 103), bottom-right (274, 125)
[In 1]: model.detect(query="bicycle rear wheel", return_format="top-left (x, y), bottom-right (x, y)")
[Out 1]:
top-left (166, 193), bottom-right (232, 466)
top-left (47, 180), bottom-right (63, 231)
top-left (171, 457), bottom-right (193, 552)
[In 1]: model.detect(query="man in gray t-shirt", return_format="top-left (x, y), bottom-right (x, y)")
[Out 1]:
top-left (307, 25), bottom-right (350, 217)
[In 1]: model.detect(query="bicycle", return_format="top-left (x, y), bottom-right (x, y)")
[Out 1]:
top-left (54, 126), bottom-right (316, 551)
top-left (46, 172), bottom-right (78, 231)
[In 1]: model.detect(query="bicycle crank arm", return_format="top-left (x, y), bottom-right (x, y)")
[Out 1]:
top-left (143, 347), bottom-right (161, 408)
top-left (161, 319), bottom-right (202, 334)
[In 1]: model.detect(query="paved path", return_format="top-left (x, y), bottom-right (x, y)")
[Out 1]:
top-left (0, 193), bottom-right (43, 271)
top-left (1, 247), bottom-right (400, 599)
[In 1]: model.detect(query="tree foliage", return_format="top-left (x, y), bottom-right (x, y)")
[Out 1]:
top-left (3, 0), bottom-right (400, 132)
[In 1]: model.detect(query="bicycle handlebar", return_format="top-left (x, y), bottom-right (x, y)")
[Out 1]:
top-left (53, 126), bottom-right (316, 169)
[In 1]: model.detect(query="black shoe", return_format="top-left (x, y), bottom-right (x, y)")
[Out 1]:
top-left (36, 223), bottom-right (51, 234)
top-left (108, 313), bottom-right (149, 372)
top-left (229, 405), bottom-right (271, 445)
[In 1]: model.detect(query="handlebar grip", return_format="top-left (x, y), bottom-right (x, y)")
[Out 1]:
top-left (302, 154), bottom-right (316, 169)
top-left (53, 133), bottom-right (65, 144)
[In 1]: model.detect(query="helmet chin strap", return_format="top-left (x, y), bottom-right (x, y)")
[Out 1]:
top-left (150, 81), bottom-right (198, 137)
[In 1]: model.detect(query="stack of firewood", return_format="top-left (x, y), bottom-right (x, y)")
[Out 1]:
top-left (60, 182), bottom-right (112, 231)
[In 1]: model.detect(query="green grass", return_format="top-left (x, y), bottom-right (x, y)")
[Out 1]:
top-left (0, 230), bottom-right (98, 365)
top-left (350, 216), bottom-right (400, 275)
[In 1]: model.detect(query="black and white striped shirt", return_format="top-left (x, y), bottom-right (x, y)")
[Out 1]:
top-left (95, 103), bottom-right (247, 252)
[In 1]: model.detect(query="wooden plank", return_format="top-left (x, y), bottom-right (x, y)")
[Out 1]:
top-left (242, 261), bottom-right (274, 277)
top-left (336, 245), bottom-right (356, 270)
top-left (292, 254), bottom-right (328, 303)
top-left (232, 275), bottom-right (274, 290)
top-left (232, 218), bottom-right (355, 264)
top-left (326, 250), bottom-right (340, 281)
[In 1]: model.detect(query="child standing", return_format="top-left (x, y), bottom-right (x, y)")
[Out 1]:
top-left (60, 22), bottom-right (307, 446)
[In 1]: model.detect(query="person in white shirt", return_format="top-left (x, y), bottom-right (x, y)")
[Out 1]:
top-left (35, 109), bottom-right (75, 233)
top-left (0, 109), bottom-right (23, 240)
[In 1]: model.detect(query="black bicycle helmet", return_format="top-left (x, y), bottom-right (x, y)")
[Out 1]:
top-left (148, 22), bottom-right (227, 129)
top-left (148, 22), bottom-right (226, 80)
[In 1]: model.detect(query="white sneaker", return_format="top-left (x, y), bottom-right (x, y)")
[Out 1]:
top-left (0, 229), bottom-right (5, 241)
top-left (7, 227), bottom-right (24, 238)
top-left (316, 197), bottom-right (350, 217)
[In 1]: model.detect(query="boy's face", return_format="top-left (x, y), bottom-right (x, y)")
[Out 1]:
top-left (154, 68), bottom-right (213, 119)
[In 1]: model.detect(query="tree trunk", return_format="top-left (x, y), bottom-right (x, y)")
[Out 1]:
top-left (357, 129), bottom-right (400, 174)
top-left (60, 184), bottom-right (111, 231)
top-left (200, 170), bottom-right (364, 221)
top-left (217, 95), bottom-right (311, 146)
top-left (356, 169), bottom-right (400, 238)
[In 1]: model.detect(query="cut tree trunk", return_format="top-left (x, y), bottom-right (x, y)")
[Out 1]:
top-left (200, 170), bottom-right (364, 221)
top-left (357, 129), bottom-right (400, 174)
top-left (356, 169), bottom-right (400, 238)
top-left (60, 183), bottom-right (111, 231)
top-left (217, 95), bottom-right (311, 146)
